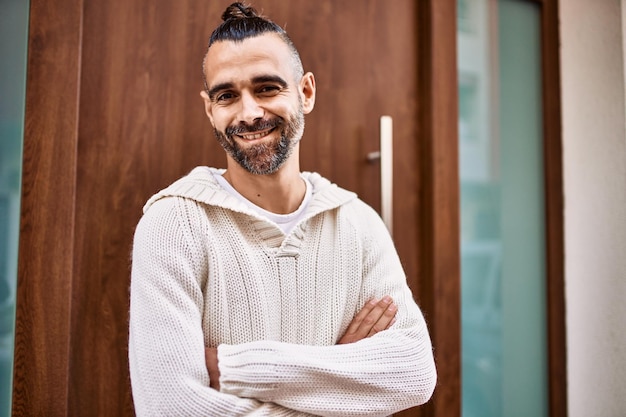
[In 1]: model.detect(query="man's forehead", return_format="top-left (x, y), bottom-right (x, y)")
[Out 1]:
top-left (204, 35), bottom-right (295, 86)
top-left (205, 34), bottom-right (291, 68)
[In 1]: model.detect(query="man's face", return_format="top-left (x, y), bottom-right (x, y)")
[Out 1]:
top-left (201, 33), bottom-right (315, 175)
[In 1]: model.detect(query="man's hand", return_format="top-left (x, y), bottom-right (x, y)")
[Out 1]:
top-left (338, 296), bottom-right (397, 344)
top-left (205, 347), bottom-right (220, 390)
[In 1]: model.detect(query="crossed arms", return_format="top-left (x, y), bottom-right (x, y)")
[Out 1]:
top-left (205, 296), bottom-right (399, 391)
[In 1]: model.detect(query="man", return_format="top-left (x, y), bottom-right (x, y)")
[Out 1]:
top-left (129, 3), bottom-right (436, 416)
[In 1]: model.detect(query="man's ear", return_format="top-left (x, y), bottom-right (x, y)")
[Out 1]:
top-left (299, 72), bottom-right (316, 114)
top-left (200, 90), bottom-right (214, 125)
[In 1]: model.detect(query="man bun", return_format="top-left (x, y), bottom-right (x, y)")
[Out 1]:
top-left (222, 2), bottom-right (259, 21)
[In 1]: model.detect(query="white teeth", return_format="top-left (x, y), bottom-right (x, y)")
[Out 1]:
top-left (240, 130), bottom-right (270, 140)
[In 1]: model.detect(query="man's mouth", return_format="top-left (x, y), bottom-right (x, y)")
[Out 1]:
top-left (237, 127), bottom-right (275, 141)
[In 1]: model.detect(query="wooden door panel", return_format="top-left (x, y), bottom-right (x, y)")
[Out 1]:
top-left (69, 1), bottom-right (224, 414)
top-left (12, 0), bottom-right (82, 415)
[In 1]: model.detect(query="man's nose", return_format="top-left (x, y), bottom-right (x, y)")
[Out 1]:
top-left (237, 91), bottom-right (264, 124)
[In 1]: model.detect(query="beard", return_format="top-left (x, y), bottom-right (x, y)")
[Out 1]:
top-left (213, 104), bottom-right (305, 175)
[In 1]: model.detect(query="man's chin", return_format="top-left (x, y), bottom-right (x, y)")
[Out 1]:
top-left (240, 161), bottom-right (282, 176)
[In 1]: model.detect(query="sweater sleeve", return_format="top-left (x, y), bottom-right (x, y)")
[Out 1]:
top-left (217, 204), bottom-right (437, 417)
top-left (128, 197), bottom-right (315, 417)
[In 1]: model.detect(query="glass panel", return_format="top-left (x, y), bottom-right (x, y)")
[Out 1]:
top-left (0, 0), bottom-right (29, 415)
top-left (458, 1), bottom-right (547, 416)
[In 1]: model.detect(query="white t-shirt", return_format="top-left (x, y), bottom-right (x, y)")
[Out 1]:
top-left (214, 172), bottom-right (312, 235)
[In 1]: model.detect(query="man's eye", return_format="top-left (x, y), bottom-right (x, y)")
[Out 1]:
top-left (258, 85), bottom-right (280, 95)
top-left (216, 93), bottom-right (235, 102)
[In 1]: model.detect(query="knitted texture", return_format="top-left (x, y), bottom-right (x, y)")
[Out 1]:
top-left (129, 167), bottom-right (437, 416)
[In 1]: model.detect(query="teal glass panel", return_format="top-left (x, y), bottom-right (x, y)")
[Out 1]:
top-left (458, 1), bottom-right (547, 416)
top-left (0, 0), bottom-right (29, 414)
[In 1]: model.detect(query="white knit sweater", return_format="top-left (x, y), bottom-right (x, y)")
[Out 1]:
top-left (129, 167), bottom-right (437, 417)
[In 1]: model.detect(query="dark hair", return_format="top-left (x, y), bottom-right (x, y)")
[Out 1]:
top-left (202, 2), bottom-right (304, 91)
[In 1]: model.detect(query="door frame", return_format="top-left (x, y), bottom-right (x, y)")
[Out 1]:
top-left (412, 1), bottom-right (461, 416)
top-left (537, 0), bottom-right (567, 415)
top-left (413, 0), bottom-right (565, 416)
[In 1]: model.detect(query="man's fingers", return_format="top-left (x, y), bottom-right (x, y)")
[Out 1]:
top-left (339, 296), bottom-right (398, 344)
top-left (343, 297), bottom-right (380, 335)
top-left (205, 347), bottom-right (220, 390)
top-left (367, 302), bottom-right (397, 336)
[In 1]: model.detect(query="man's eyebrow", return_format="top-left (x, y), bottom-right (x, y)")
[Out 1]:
top-left (207, 82), bottom-right (234, 101)
top-left (251, 75), bottom-right (288, 88)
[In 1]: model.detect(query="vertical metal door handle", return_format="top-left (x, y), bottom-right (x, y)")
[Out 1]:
top-left (368, 116), bottom-right (393, 235)
top-left (380, 116), bottom-right (393, 235)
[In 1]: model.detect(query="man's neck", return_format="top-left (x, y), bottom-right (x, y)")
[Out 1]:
top-left (223, 158), bottom-right (306, 215)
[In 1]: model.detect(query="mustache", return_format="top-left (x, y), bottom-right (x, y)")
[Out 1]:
top-left (225, 118), bottom-right (283, 136)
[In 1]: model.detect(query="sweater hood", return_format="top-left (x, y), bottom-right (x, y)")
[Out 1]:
top-left (143, 166), bottom-right (357, 221)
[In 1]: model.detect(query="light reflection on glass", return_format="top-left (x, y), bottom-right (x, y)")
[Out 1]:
top-left (458, 1), bottom-right (547, 416)
top-left (0, 1), bottom-right (29, 415)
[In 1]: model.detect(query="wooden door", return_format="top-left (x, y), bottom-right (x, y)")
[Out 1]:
top-left (14, 1), bottom-right (459, 416)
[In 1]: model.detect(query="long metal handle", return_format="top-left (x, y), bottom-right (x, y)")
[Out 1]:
top-left (380, 116), bottom-right (393, 234)
top-left (367, 116), bottom-right (393, 235)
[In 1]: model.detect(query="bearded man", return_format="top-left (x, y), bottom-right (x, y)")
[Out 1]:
top-left (128, 3), bottom-right (436, 416)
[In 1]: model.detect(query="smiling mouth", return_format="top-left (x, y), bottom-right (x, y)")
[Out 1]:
top-left (237, 127), bottom-right (276, 141)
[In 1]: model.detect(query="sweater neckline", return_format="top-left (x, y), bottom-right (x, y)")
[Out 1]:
top-left (142, 166), bottom-right (357, 254)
